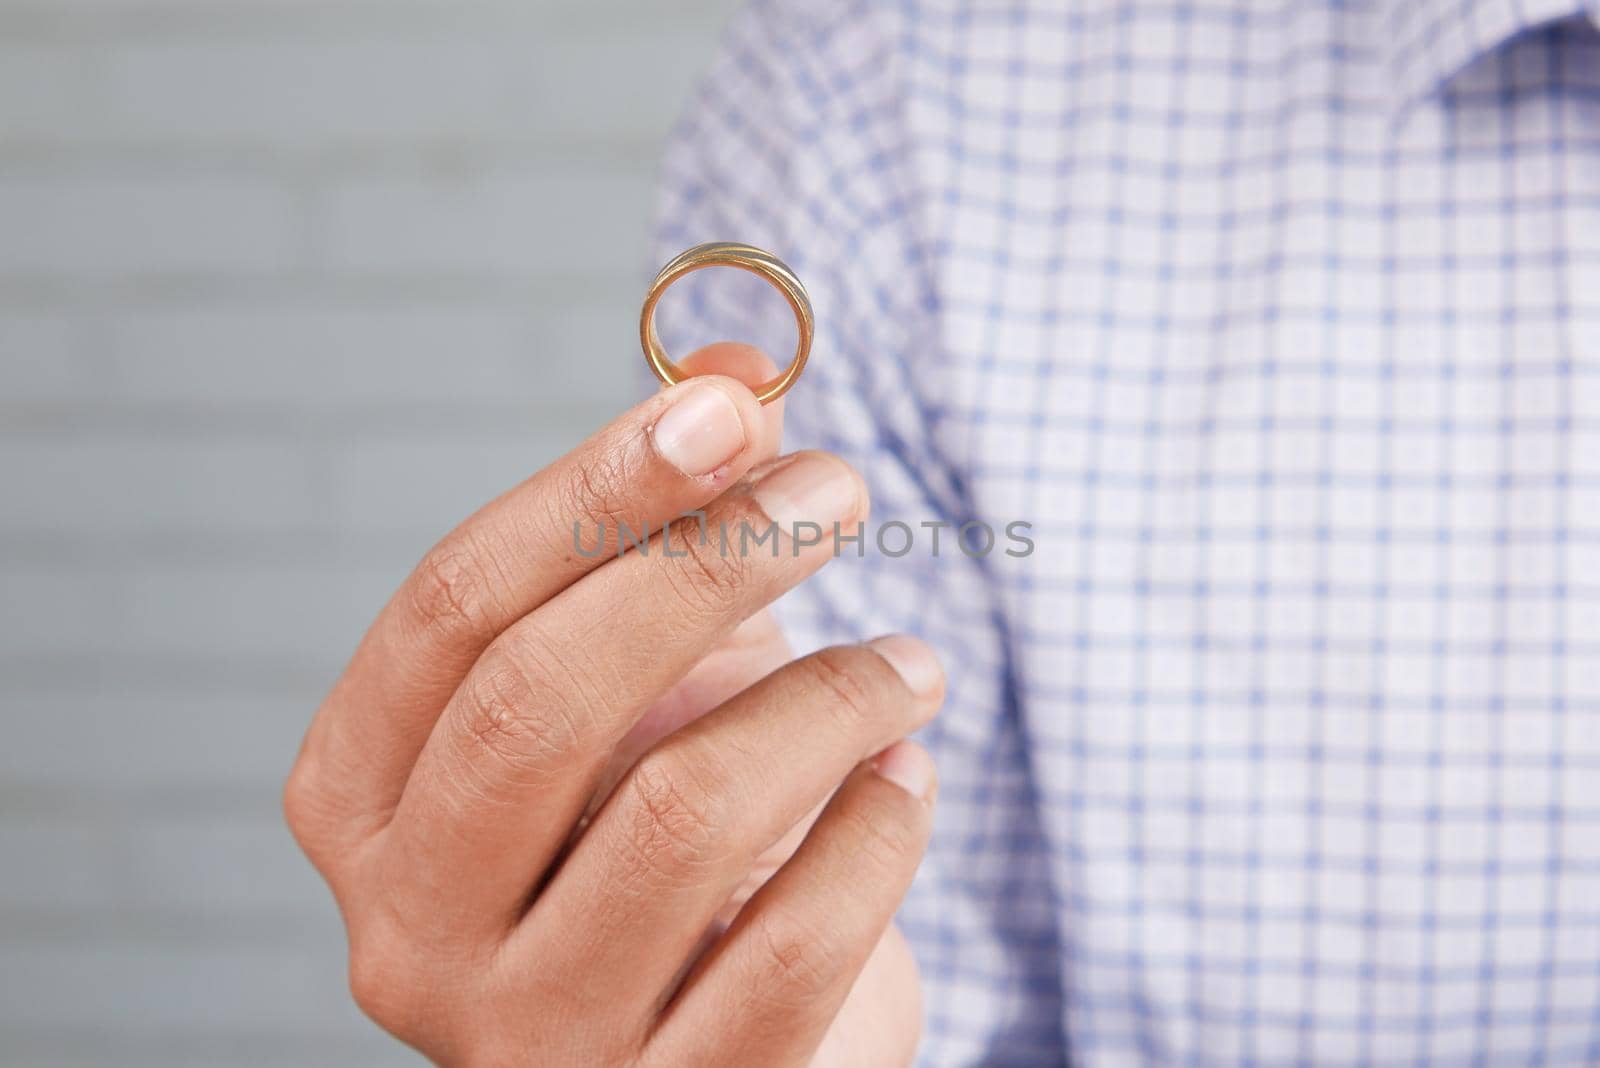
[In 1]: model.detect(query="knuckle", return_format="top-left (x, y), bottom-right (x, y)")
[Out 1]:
top-left (748, 907), bottom-right (840, 1008)
top-left (455, 642), bottom-right (585, 785)
top-left (841, 792), bottom-right (925, 870)
top-left (615, 756), bottom-right (729, 883)
top-left (407, 539), bottom-right (497, 642)
top-left (802, 646), bottom-right (887, 732)
top-left (660, 514), bottom-right (754, 618)
top-left (561, 443), bottom-right (635, 524)
top-left (281, 759), bottom-right (327, 854)
top-left (548, 444), bottom-right (650, 557)
top-left (347, 911), bottom-right (427, 1038)
top-left (281, 752), bottom-right (350, 871)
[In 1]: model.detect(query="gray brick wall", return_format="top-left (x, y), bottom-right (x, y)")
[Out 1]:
top-left (0, 1), bottom-right (740, 1062)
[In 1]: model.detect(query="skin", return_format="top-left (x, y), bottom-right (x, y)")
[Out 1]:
top-left (284, 343), bottom-right (944, 1067)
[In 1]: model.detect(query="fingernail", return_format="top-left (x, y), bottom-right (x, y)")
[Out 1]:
top-left (868, 635), bottom-right (944, 700)
top-left (651, 385), bottom-right (747, 477)
top-left (750, 453), bottom-right (860, 531)
top-left (871, 740), bottom-right (936, 802)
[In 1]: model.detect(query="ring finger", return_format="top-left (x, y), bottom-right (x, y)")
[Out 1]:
top-left (647, 741), bottom-right (938, 1068)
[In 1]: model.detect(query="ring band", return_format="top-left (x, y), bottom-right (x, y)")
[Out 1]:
top-left (639, 242), bottom-right (814, 405)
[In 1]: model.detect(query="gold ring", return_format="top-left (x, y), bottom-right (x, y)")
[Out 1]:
top-left (640, 242), bottom-right (814, 405)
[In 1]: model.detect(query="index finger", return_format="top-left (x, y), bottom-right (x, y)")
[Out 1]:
top-left (291, 343), bottom-right (785, 842)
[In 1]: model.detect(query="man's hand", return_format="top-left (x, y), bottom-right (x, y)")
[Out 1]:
top-left (284, 344), bottom-right (942, 1067)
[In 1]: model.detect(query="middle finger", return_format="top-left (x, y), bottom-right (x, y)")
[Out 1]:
top-left (518, 635), bottom-right (942, 1019)
top-left (375, 450), bottom-right (866, 937)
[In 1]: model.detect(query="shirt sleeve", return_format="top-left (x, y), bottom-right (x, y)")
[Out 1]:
top-left (650, 3), bottom-right (1069, 1063)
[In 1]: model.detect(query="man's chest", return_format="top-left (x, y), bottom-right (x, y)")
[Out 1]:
top-left (903, 12), bottom-right (1600, 1061)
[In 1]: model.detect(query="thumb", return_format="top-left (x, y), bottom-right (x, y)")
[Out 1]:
top-left (676, 342), bottom-right (787, 462)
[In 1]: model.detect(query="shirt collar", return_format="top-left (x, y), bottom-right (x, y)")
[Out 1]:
top-left (1381, 0), bottom-right (1595, 114)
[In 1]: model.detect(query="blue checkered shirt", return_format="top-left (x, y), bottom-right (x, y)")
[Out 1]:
top-left (652, 0), bottom-right (1600, 1063)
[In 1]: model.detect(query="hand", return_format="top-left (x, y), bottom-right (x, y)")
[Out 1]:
top-left (284, 344), bottom-right (944, 1067)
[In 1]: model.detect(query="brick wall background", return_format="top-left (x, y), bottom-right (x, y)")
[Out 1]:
top-left (0, 1), bottom-right (740, 1062)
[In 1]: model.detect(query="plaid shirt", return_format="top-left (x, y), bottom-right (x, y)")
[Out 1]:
top-left (653, 0), bottom-right (1600, 1063)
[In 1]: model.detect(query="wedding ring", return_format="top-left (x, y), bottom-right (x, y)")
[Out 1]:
top-left (640, 242), bottom-right (814, 405)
